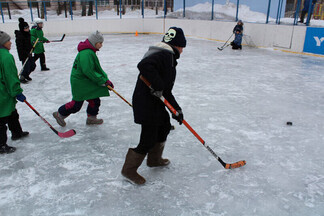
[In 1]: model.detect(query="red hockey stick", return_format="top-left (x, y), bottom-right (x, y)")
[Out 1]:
top-left (24, 100), bottom-right (76, 138)
top-left (140, 75), bottom-right (246, 169)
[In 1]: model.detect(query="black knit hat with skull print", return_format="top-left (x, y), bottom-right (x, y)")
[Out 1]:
top-left (162, 27), bottom-right (186, 48)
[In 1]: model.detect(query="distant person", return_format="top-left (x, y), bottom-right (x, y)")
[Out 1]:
top-left (299, 0), bottom-right (318, 23)
top-left (231, 20), bottom-right (243, 50)
top-left (30, 18), bottom-right (50, 71)
top-left (121, 27), bottom-right (186, 185)
top-left (15, 18), bottom-right (36, 83)
top-left (0, 31), bottom-right (29, 154)
top-left (53, 31), bottom-right (114, 126)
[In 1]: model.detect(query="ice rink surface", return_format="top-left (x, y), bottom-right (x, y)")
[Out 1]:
top-left (1, 34), bottom-right (324, 216)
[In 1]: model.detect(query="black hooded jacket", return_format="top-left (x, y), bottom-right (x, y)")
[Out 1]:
top-left (132, 42), bottom-right (181, 125)
top-left (15, 30), bottom-right (32, 62)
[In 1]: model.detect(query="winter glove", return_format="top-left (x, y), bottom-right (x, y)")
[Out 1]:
top-left (16, 93), bottom-right (26, 102)
top-left (172, 110), bottom-right (184, 125)
top-left (150, 89), bottom-right (163, 98)
top-left (105, 80), bottom-right (114, 89)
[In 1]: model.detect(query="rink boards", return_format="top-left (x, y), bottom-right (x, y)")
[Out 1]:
top-left (0, 18), bottom-right (323, 56)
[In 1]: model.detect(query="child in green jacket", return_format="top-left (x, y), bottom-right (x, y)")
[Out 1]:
top-left (30, 18), bottom-right (50, 71)
top-left (53, 31), bottom-right (114, 126)
top-left (0, 31), bottom-right (29, 154)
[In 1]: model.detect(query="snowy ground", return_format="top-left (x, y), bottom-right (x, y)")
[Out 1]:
top-left (1, 34), bottom-right (324, 216)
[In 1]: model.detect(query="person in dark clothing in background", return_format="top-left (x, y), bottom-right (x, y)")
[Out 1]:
top-left (121, 27), bottom-right (186, 185)
top-left (15, 18), bottom-right (36, 83)
top-left (299, 0), bottom-right (318, 23)
top-left (231, 20), bottom-right (243, 50)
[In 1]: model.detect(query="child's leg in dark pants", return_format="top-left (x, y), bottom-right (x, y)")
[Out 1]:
top-left (54, 100), bottom-right (84, 127)
top-left (0, 115), bottom-right (16, 154)
top-left (134, 122), bottom-right (171, 155)
top-left (58, 100), bottom-right (84, 117)
top-left (86, 98), bottom-right (103, 125)
top-left (7, 110), bottom-right (28, 140)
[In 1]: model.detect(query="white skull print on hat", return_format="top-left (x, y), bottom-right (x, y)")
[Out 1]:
top-left (164, 29), bottom-right (176, 43)
top-left (162, 27), bottom-right (186, 48)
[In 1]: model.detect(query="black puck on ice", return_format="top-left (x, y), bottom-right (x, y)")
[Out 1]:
top-left (286, 122), bottom-right (293, 126)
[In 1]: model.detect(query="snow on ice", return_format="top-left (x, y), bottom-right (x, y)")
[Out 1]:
top-left (0, 34), bottom-right (324, 216)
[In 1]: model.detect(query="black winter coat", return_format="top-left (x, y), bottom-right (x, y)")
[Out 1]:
top-left (15, 30), bottom-right (32, 62)
top-left (133, 42), bottom-right (181, 125)
top-left (233, 25), bottom-right (243, 34)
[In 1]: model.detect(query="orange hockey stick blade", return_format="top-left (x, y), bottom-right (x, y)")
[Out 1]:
top-left (225, 160), bottom-right (246, 169)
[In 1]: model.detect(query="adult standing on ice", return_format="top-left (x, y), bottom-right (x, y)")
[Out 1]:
top-left (53, 31), bottom-right (114, 126)
top-left (0, 31), bottom-right (29, 154)
top-left (30, 18), bottom-right (50, 71)
top-left (231, 20), bottom-right (243, 50)
top-left (15, 18), bottom-right (36, 83)
top-left (121, 27), bottom-right (186, 185)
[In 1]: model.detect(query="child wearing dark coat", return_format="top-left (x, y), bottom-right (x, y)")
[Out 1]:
top-left (231, 20), bottom-right (244, 50)
top-left (15, 18), bottom-right (36, 83)
top-left (121, 27), bottom-right (186, 185)
top-left (0, 31), bottom-right (29, 154)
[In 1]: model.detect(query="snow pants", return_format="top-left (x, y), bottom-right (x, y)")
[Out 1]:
top-left (33, 53), bottom-right (46, 69)
top-left (21, 58), bottom-right (36, 78)
top-left (133, 114), bottom-right (171, 155)
top-left (0, 110), bottom-right (23, 146)
top-left (58, 98), bottom-right (101, 117)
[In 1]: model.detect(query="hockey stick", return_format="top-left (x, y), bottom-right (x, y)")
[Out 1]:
top-left (217, 33), bottom-right (234, 51)
top-left (51, 34), bottom-right (66, 42)
top-left (18, 38), bottom-right (39, 76)
top-left (140, 75), bottom-right (246, 169)
top-left (107, 86), bottom-right (133, 107)
top-left (24, 100), bottom-right (76, 138)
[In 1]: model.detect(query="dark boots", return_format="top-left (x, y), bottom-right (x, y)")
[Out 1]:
top-left (11, 131), bottom-right (29, 140)
top-left (121, 148), bottom-right (146, 185)
top-left (147, 142), bottom-right (170, 167)
top-left (0, 144), bottom-right (16, 154)
top-left (41, 64), bottom-right (50, 71)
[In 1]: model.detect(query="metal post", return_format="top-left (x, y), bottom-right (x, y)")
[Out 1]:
top-left (276, 0), bottom-right (282, 24)
top-left (183, 0), bottom-right (185, 18)
top-left (69, 0), bottom-right (73, 20)
top-left (266, 0), bottom-right (271, 24)
top-left (211, 0), bottom-right (214, 20)
top-left (164, 0), bottom-right (166, 18)
top-left (235, 0), bottom-right (239, 22)
top-left (95, 0), bottom-right (98, 19)
top-left (43, 1), bottom-right (47, 21)
top-left (119, 0), bottom-right (122, 19)
top-left (306, 0), bottom-right (314, 26)
top-left (0, 2), bottom-right (4, 23)
top-left (7, 3), bottom-right (11, 20)
top-left (29, 0), bottom-right (34, 21)
top-left (64, 1), bottom-right (67, 18)
top-left (278, 0), bottom-right (284, 24)
top-left (294, 0), bottom-right (302, 25)
top-left (141, 0), bottom-right (144, 18)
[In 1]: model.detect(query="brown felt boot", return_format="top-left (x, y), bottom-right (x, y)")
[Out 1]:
top-left (147, 142), bottom-right (170, 167)
top-left (121, 148), bottom-right (146, 185)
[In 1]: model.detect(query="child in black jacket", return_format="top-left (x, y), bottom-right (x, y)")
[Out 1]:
top-left (231, 20), bottom-right (244, 50)
top-left (14, 18), bottom-right (36, 83)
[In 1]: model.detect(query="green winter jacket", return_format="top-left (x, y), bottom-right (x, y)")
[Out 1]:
top-left (0, 48), bottom-right (23, 118)
top-left (70, 40), bottom-right (109, 101)
top-left (30, 27), bottom-right (48, 54)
